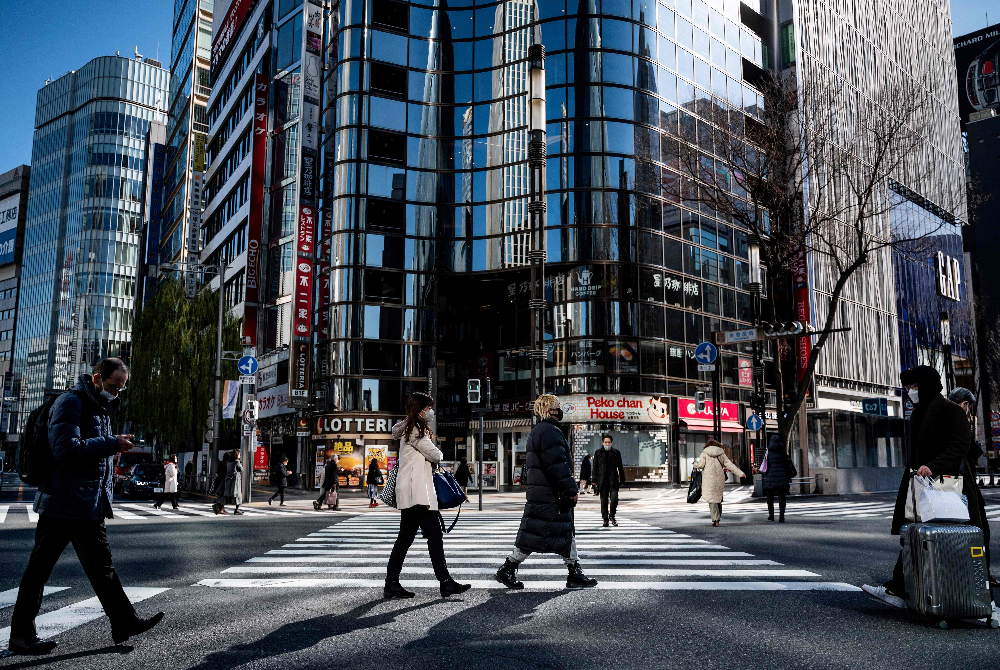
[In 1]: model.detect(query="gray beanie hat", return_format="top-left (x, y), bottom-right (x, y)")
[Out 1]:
top-left (948, 387), bottom-right (976, 405)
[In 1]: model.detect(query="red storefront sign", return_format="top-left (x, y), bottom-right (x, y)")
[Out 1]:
top-left (254, 445), bottom-right (270, 470)
top-left (792, 248), bottom-right (811, 381)
top-left (244, 73), bottom-right (268, 347)
top-left (738, 358), bottom-right (752, 387)
top-left (678, 398), bottom-right (742, 433)
top-left (211, 0), bottom-right (256, 72)
top-left (292, 256), bottom-right (314, 338)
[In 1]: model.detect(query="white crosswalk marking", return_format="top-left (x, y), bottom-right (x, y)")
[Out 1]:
top-left (0, 506), bottom-right (7, 524)
top-left (196, 511), bottom-right (858, 592)
top-left (625, 491), bottom-right (913, 520)
top-left (119, 503), bottom-right (185, 519)
top-left (0, 500), bottom-right (354, 526)
top-left (0, 587), bottom-right (168, 648)
top-left (0, 586), bottom-right (68, 610)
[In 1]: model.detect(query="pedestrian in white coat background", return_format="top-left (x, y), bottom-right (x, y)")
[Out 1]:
top-left (153, 455), bottom-right (179, 510)
top-left (693, 440), bottom-right (745, 526)
top-left (383, 392), bottom-right (471, 600)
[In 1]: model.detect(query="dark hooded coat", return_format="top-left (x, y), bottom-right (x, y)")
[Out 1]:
top-left (514, 418), bottom-right (578, 557)
top-left (761, 435), bottom-right (796, 493)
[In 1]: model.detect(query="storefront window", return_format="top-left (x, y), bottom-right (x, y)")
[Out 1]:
top-left (831, 411), bottom-right (905, 469)
top-left (808, 411), bottom-right (835, 468)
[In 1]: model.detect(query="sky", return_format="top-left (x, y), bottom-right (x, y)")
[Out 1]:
top-left (0, 0), bottom-right (996, 171)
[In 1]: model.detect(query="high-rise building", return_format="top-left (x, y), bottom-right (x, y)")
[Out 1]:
top-left (0, 165), bottom-right (29, 459)
top-left (11, 55), bottom-right (169, 425)
top-left (158, 0), bottom-right (215, 282)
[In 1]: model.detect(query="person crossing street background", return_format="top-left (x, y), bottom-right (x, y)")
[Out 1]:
top-left (153, 455), bottom-right (179, 510)
top-left (693, 440), bottom-right (745, 527)
top-left (592, 433), bottom-right (626, 527)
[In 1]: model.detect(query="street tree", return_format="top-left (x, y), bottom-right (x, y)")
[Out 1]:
top-left (126, 278), bottom-right (240, 456)
top-left (667, 65), bottom-right (963, 450)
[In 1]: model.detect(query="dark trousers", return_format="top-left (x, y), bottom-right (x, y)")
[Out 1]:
top-left (386, 505), bottom-right (450, 583)
top-left (316, 487), bottom-right (337, 508)
top-left (885, 551), bottom-right (907, 597)
top-left (270, 486), bottom-right (285, 503)
top-left (766, 491), bottom-right (786, 519)
top-left (11, 516), bottom-right (135, 639)
top-left (600, 488), bottom-right (619, 520)
top-left (154, 491), bottom-right (178, 508)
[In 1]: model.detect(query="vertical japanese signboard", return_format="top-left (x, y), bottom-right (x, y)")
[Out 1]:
top-left (792, 248), bottom-right (811, 381)
top-left (245, 73), bottom-right (268, 347)
top-left (288, 1), bottom-right (324, 407)
top-left (144, 143), bottom-right (166, 303)
top-left (186, 133), bottom-right (206, 299)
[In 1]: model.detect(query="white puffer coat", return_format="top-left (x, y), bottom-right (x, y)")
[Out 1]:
top-left (392, 421), bottom-right (443, 510)
top-left (693, 445), bottom-right (745, 504)
top-left (164, 462), bottom-right (178, 493)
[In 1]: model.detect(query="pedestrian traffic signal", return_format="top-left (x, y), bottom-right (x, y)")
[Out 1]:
top-left (760, 321), bottom-right (807, 338)
top-left (695, 391), bottom-right (706, 413)
top-left (467, 379), bottom-right (481, 404)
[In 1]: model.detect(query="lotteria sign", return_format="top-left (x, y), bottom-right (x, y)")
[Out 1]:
top-left (560, 395), bottom-right (670, 424)
top-left (314, 415), bottom-right (404, 436)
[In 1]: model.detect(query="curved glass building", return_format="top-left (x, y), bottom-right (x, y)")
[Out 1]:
top-left (12, 56), bottom-right (169, 422)
top-left (319, 0), bottom-right (767, 483)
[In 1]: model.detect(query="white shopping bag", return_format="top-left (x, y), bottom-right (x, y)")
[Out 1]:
top-left (915, 476), bottom-right (969, 523)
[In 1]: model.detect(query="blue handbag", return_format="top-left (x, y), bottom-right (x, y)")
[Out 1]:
top-left (433, 470), bottom-right (467, 533)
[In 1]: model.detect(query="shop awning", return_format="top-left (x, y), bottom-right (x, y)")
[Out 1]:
top-left (468, 418), bottom-right (533, 429)
top-left (680, 418), bottom-right (743, 433)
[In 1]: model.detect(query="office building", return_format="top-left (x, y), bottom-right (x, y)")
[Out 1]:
top-left (11, 55), bottom-right (169, 426)
top-left (0, 165), bottom-right (29, 460)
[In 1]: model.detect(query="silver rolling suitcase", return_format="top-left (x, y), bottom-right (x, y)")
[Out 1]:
top-left (900, 522), bottom-right (995, 628)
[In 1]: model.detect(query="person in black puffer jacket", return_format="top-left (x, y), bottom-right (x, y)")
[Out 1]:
top-left (495, 394), bottom-right (598, 590)
top-left (761, 435), bottom-right (796, 522)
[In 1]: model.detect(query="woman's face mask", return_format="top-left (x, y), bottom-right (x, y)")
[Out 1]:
top-left (907, 388), bottom-right (919, 405)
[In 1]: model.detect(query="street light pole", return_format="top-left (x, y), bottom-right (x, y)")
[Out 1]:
top-left (527, 44), bottom-right (547, 404)
top-left (748, 241), bottom-right (764, 469)
top-left (212, 256), bottom-right (227, 489)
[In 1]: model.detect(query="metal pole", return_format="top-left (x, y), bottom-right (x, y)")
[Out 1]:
top-left (713, 363), bottom-right (722, 441)
top-left (211, 257), bottom-right (226, 490)
top-left (478, 411), bottom-right (484, 512)
top-left (527, 44), bottom-right (547, 403)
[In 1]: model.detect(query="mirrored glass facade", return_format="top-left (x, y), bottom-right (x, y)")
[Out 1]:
top-left (321, 0), bottom-right (765, 414)
top-left (12, 56), bottom-right (169, 419)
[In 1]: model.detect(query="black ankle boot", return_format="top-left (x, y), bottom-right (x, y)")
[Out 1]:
top-left (7, 635), bottom-right (57, 655)
top-left (495, 558), bottom-right (524, 590)
top-left (566, 562), bottom-right (598, 588)
top-left (384, 581), bottom-right (415, 599)
top-left (440, 578), bottom-right (472, 597)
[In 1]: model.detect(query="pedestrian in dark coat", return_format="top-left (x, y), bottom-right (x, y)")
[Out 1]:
top-left (495, 394), bottom-right (597, 590)
top-left (761, 435), bottom-right (796, 522)
top-left (592, 434), bottom-right (626, 526)
top-left (212, 452), bottom-right (231, 514)
top-left (8, 359), bottom-right (163, 655)
top-left (269, 456), bottom-right (291, 506)
top-left (314, 454), bottom-right (340, 510)
top-left (455, 457), bottom-right (473, 492)
top-left (224, 450), bottom-right (244, 514)
top-left (367, 458), bottom-right (383, 507)
top-left (863, 366), bottom-right (975, 609)
top-left (578, 453), bottom-right (592, 492)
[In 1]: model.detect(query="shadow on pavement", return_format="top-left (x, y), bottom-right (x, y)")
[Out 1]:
top-left (187, 598), bottom-right (439, 670)
top-left (0, 645), bottom-right (133, 669)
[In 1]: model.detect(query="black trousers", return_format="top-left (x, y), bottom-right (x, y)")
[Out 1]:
top-left (154, 491), bottom-right (178, 508)
top-left (11, 516), bottom-right (135, 639)
top-left (766, 491), bottom-right (786, 519)
top-left (386, 505), bottom-right (450, 583)
top-left (270, 486), bottom-right (285, 503)
top-left (600, 488), bottom-right (619, 520)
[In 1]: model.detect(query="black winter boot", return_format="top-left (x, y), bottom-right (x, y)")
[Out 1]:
top-left (495, 558), bottom-right (524, 590)
top-left (440, 578), bottom-right (472, 597)
top-left (566, 562), bottom-right (598, 588)
top-left (384, 581), bottom-right (415, 599)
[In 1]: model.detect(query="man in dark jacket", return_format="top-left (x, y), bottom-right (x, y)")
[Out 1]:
top-left (862, 366), bottom-right (974, 609)
top-left (496, 394), bottom-right (598, 590)
top-left (8, 359), bottom-right (164, 655)
top-left (313, 454), bottom-right (340, 510)
top-left (592, 434), bottom-right (626, 527)
top-left (269, 455), bottom-right (292, 506)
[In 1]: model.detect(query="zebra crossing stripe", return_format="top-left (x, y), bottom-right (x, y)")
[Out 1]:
top-left (0, 586), bottom-right (68, 610)
top-left (245, 556), bottom-right (778, 566)
top-left (119, 503), bottom-right (185, 519)
top-left (221, 566), bottom-right (815, 577)
top-left (26, 509), bottom-right (38, 523)
top-left (0, 587), bottom-right (168, 648)
top-left (173, 504), bottom-right (219, 517)
top-left (195, 578), bottom-right (860, 592)
top-left (0, 506), bottom-right (7, 524)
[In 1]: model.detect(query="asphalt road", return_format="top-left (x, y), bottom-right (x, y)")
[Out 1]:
top-left (1, 484), bottom-right (999, 669)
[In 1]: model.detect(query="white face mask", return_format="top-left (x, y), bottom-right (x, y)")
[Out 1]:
top-left (908, 388), bottom-right (919, 404)
top-left (423, 408), bottom-right (435, 420)
top-left (603, 444), bottom-right (611, 450)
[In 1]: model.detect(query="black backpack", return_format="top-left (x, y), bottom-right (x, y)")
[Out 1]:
top-left (16, 394), bottom-right (59, 486)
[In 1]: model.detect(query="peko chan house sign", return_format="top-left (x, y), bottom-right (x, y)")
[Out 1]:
top-left (560, 395), bottom-right (671, 424)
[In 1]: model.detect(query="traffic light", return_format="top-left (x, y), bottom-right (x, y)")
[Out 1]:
top-left (695, 391), bottom-right (706, 413)
top-left (761, 321), bottom-right (807, 338)
top-left (467, 379), bottom-right (481, 404)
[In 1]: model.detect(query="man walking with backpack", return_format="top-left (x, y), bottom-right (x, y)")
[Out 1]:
top-left (8, 358), bottom-right (164, 655)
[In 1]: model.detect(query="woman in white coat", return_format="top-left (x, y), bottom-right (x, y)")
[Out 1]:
top-left (693, 440), bottom-right (745, 526)
top-left (153, 455), bottom-right (179, 510)
top-left (384, 392), bottom-right (471, 599)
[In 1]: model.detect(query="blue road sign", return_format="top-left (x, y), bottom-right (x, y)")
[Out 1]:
top-left (238, 356), bottom-right (259, 376)
top-left (694, 342), bottom-right (718, 365)
top-left (745, 414), bottom-right (763, 431)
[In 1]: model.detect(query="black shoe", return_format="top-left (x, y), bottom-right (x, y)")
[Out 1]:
top-left (602, 519), bottom-right (609, 527)
top-left (384, 581), bottom-right (415, 599)
top-left (767, 516), bottom-right (775, 521)
top-left (610, 518), bottom-right (618, 527)
top-left (313, 501), bottom-right (321, 511)
top-left (778, 516), bottom-right (785, 523)
top-left (440, 578), bottom-right (472, 597)
top-left (7, 635), bottom-right (57, 655)
top-left (112, 612), bottom-right (165, 645)
top-left (496, 558), bottom-right (524, 590)
top-left (268, 498), bottom-right (273, 505)
top-left (566, 562), bottom-right (598, 589)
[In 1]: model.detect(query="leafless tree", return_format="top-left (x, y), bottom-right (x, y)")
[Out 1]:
top-left (667, 66), bottom-right (961, 448)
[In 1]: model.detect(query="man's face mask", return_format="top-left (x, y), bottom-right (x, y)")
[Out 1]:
top-left (550, 408), bottom-right (564, 421)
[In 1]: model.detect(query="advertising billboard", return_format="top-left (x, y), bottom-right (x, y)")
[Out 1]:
top-left (244, 74), bottom-right (268, 346)
top-left (955, 26), bottom-right (1000, 125)
top-left (0, 193), bottom-right (19, 266)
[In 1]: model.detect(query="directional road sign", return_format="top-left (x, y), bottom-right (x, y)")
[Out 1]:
top-left (238, 356), bottom-right (258, 376)
top-left (694, 342), bottom-right (718, 365)
top-left (745, 414), bottom-right (763, 431)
